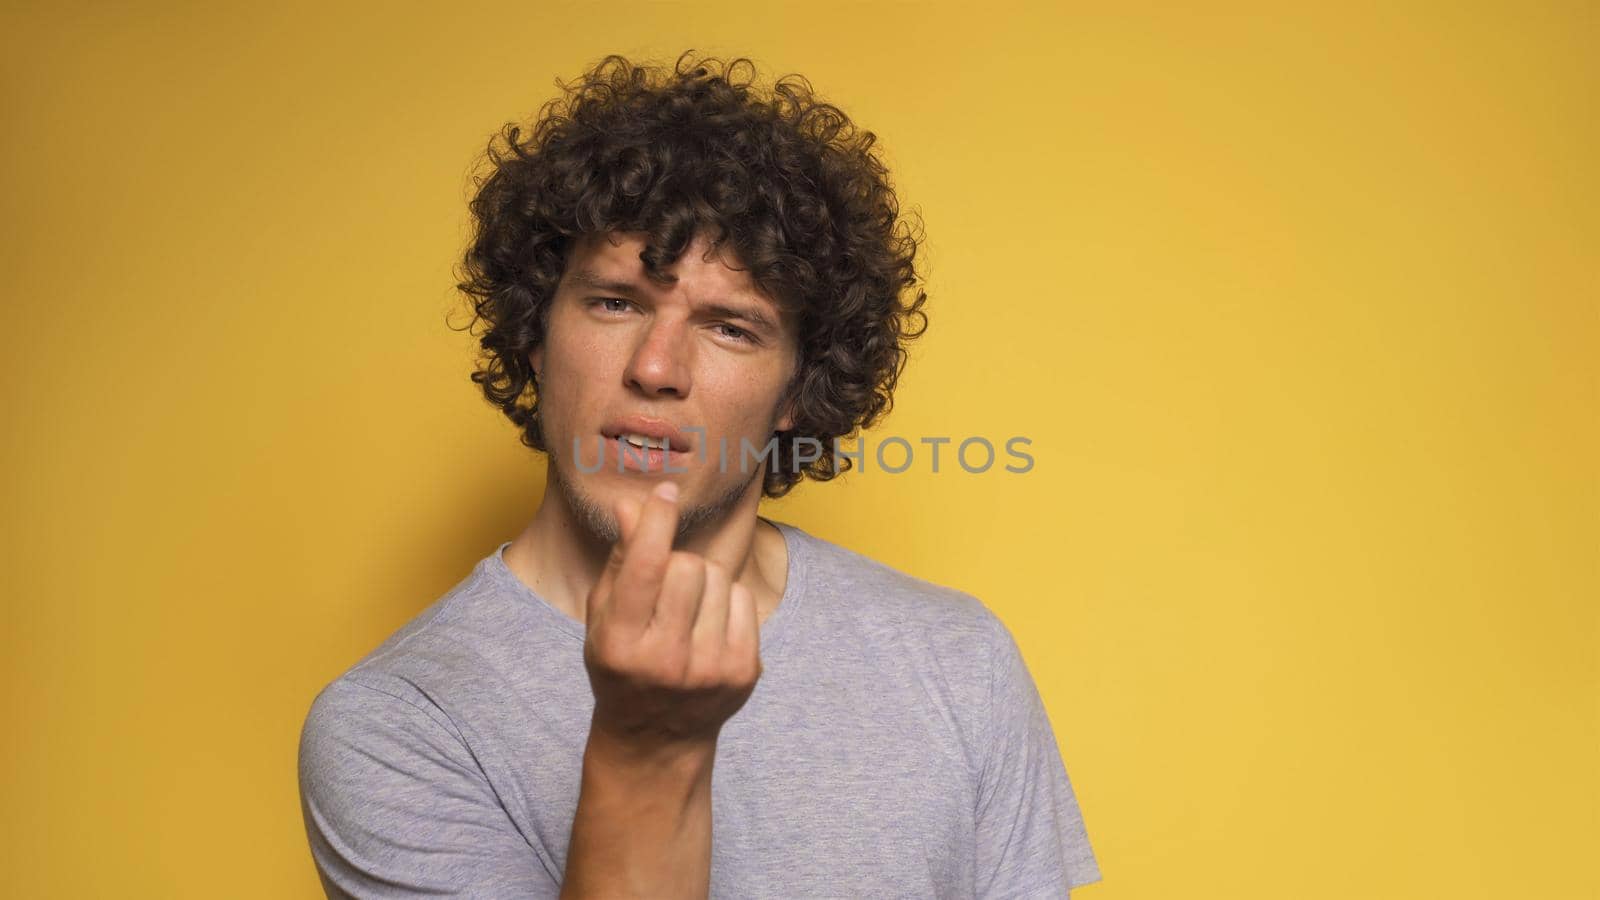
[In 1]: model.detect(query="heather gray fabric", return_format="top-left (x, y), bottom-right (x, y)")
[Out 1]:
top-left (299, 519), bottom-right (1102, 898)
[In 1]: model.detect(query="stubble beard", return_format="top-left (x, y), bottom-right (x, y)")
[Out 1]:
top-left (547, 440), bottom-right (765, 548)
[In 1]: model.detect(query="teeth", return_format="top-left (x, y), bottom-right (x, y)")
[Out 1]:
top-left (621, 433), bottom-right (670, 450)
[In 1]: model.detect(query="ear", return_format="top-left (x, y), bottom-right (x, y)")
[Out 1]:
top-left (775, 368), bottom-right (800, 432)
top-left (529, 344), bottom-right (544, 380)
top-left (775, 394), bottom-right (796, 433)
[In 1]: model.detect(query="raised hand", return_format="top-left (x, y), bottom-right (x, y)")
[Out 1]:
top-left (582, 480), bottom-right (764, 752)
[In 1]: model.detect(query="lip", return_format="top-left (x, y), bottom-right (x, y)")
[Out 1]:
top-left (599, 416), bottom-right (693, 453)
top-left (595, 438), bottom-right (688, 474)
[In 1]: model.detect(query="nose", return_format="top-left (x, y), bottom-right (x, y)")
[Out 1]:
top-left (623, 315), bottom-right (692, 398)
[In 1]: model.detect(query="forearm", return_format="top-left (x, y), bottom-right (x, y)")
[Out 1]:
top-left (560, 729), bottom-right (717, 900)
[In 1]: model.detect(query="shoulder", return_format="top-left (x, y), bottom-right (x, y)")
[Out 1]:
top-left (787, 522), bottom-right (1002, 632)
top-left (778, 523), bottom-right (1017, 775)
top-left (781, 522), bottom-right (1009, 674)
top-left (303, 547), bottom-right (555, 729)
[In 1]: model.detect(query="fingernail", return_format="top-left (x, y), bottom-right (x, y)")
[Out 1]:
top-left (654, 481), bottom-right (679, 502)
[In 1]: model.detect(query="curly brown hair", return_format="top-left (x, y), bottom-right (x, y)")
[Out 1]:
top-left (454, 51), bottom-right (928, 497)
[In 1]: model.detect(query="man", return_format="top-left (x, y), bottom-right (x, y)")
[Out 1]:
top-left (299, 52), bottom-right (1101, 898)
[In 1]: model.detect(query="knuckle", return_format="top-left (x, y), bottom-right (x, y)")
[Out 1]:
top-left (736, 654), bottom-right (763, 687)
top-left (631, 546), bottom-right (669, 576)
top-left (712, 652), bottom-right (751, 687)
top-left (650, 646), bottom-right (689, 683)
top-left (585, 633), bottom-right (626, 672)
top-left (681, 658), bottom-right (718, 691)
top-left (667, 551), bottom-right (705, 578)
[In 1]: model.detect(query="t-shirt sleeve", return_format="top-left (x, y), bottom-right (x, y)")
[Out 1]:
top-left (974, 614), bottom-right (1103, 897)
top-left (297, 676), bottom-right (562, 898)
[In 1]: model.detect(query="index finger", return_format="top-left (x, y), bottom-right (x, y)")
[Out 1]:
top-left (609, 480), bottom-right (681, 630)
top-left (587, 490), bottom-right (643, 627)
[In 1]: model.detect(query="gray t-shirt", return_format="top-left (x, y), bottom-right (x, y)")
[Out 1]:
top-left (299, 519), bottom-right (1102, 898)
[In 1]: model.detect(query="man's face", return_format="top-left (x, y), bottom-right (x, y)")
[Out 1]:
top-left (531, 230), bottom-right (798, 543)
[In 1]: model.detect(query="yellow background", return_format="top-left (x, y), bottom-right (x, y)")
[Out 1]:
top-left (2, 1), bottom-right (1594, 897)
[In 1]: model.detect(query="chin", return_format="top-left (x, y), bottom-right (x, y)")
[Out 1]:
top-left (548, 460), bottom-right (625, 545)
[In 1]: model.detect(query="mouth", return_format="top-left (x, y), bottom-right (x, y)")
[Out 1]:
top-left (596, 420), bottom-right (695, 474)
top-left (598, 419), bottom-right (693, 453)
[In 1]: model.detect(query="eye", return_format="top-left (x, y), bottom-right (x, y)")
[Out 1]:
top-left (591, 297), bottom-right (632, 314)
top-left (713, 323), bottom-right (754, 343)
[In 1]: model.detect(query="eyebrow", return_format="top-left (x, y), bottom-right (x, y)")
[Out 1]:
top-left (565, 269), bottom-right (643, 297)
top-left (566, 268), bottom-right (782, 335)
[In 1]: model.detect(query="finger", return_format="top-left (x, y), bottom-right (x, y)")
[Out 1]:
top-left (649, 551), bottom-right (706, 649)
top-left (726, 582), bottom-right (761, 672)
top-left (611, 481), bottom-right (681, 630)
top-left (614, 489), bottom-right (643, 546)
top-left (690, 560), bottom-right (732, 662)
top-left (590, 492), bottom-right (645, 626)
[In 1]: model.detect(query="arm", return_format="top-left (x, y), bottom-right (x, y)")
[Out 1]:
top-left (560, 480), bottom-right (763, 899)
top-left (974, 614), bottom-right (1102, 897)
top-left (298, 677), bottom-right (561, 898)
top-left (299, 483), bottom-right (756, 899)
top-left (560, 729), bottom-right (716, 898)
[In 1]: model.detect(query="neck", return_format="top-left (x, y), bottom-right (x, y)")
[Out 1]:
top-left (502, 463), bottom-right (788, 629)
